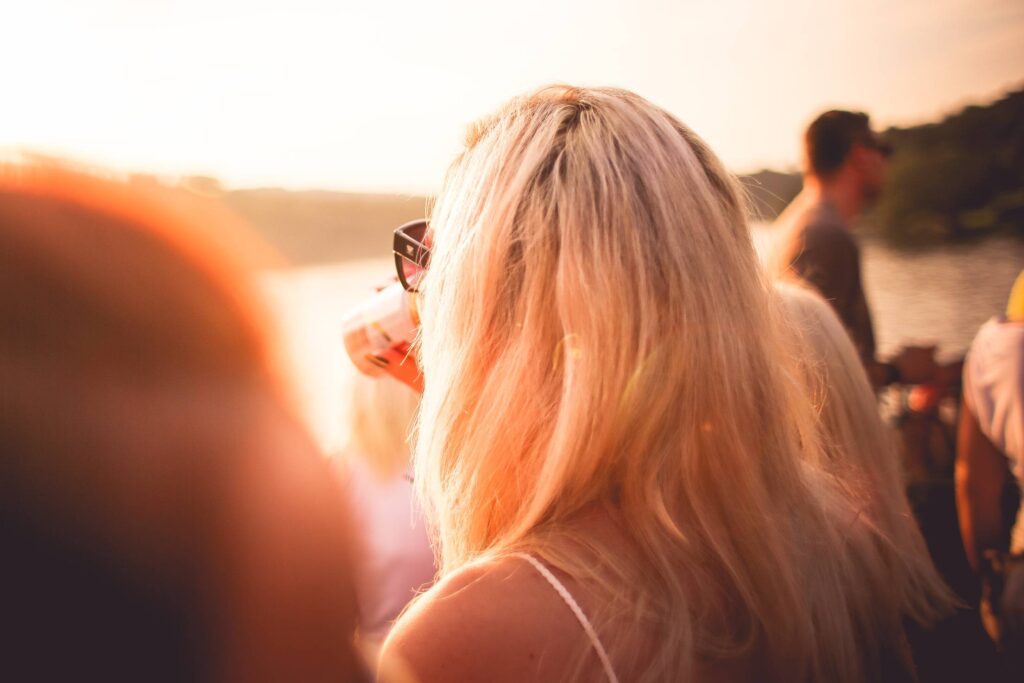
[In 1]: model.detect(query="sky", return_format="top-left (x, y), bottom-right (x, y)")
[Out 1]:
top-left (2, 0), bottom-right (1022, 194)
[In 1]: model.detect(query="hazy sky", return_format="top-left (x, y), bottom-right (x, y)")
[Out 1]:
top-left (3, 0), bottom-right (1022, 193)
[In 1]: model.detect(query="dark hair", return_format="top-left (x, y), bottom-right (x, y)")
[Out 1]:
top-left (804, 110), bottom-right (876, 178)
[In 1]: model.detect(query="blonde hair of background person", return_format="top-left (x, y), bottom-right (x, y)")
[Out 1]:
top-left (775, 282), bottom-right (956, 625)
top-left (382, 86), bottom-right (910, 682)
top-left (337, 371), bottom-right (434, 646)
top-left (0, 165), bottom-right (368, 682)
top-left (342, 370), bottom-right (420, 479)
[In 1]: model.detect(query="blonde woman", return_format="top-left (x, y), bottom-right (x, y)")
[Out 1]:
top-left (776, 283), bottom-right (955, 627)
top-left (337, 371), bottom-right (434, 644)
top-left (379, 85), bottom-right (919, 681)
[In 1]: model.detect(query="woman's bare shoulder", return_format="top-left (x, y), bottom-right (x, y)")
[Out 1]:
top-left (380, 554), bottom-right (590, 683)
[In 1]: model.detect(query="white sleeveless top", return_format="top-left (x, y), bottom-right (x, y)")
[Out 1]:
top-left (964, 317), bottom-right (1024, 553)
top-left (510, 553), bottom-right (620, 683)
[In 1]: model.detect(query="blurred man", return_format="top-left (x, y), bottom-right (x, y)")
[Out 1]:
top-left (772, 110), bottom-right (934, 388)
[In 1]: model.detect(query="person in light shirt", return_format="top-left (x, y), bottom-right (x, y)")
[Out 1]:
top-left (957, 270), bottom-right (1024, 665)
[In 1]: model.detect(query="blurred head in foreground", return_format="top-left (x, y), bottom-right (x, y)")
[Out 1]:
top-left (776, 282), bottom-right (954, 626)
top-left (405, 85), bottom-right (907, 681)
top-left (0, 166), bottom-right (365, 681)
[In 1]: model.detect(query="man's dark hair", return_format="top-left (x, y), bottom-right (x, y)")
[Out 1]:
top-left (804, 110), bottom-right (874, 178)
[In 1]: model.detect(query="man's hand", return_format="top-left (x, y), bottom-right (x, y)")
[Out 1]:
top-left (892, 345), bottom-right (939, 385)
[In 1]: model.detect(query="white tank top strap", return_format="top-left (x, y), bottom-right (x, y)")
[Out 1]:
top-left (509, 552), bottom-right (620, 683)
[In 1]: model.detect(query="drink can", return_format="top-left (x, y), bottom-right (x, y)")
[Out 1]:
top-left (341, 282), bottom-right (419, 377)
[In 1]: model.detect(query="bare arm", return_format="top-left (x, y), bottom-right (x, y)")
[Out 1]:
top-left (955, 399), bottom-right (1009, 572)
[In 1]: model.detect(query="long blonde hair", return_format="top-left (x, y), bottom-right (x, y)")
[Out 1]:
top-left (776, 282), bottom-right (956, 625)
top-left (416, 86), bottom-right (894, 681)
top-left (341, 371), bottom-right (419, 479)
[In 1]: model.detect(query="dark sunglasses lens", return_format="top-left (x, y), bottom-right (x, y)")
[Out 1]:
top-left (395, 253), bottom-right (419, 290)
top-left (405, 221), bottom-right (428, 244)
top-left (394, 220), bottom-right (429, 291)
top-left (402, 256), bottom-right (424, 289)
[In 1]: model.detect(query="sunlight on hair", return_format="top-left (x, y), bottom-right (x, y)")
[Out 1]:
top-left (412, 84), bottom-right (915, 681)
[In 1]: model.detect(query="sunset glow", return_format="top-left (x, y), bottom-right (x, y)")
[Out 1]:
top-left (3, 0), bottom-right (1022, 193)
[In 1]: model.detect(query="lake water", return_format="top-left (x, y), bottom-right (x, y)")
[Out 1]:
top-left (749, 228), bottom-right (1024, 360)
top-left (265, 228), bottom-right (1024, 450)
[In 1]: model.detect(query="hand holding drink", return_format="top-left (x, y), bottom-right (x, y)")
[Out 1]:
top-left (341, 219), bottom-right (430, 393)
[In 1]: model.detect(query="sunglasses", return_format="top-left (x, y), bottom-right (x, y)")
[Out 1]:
top-left (864, 136), bottom-right (893, 158)
top-left (393, 219), bottom-right (430, 292)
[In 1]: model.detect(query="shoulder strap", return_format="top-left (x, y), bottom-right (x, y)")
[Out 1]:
top-left (509, 552), bottom-right (620, 683)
